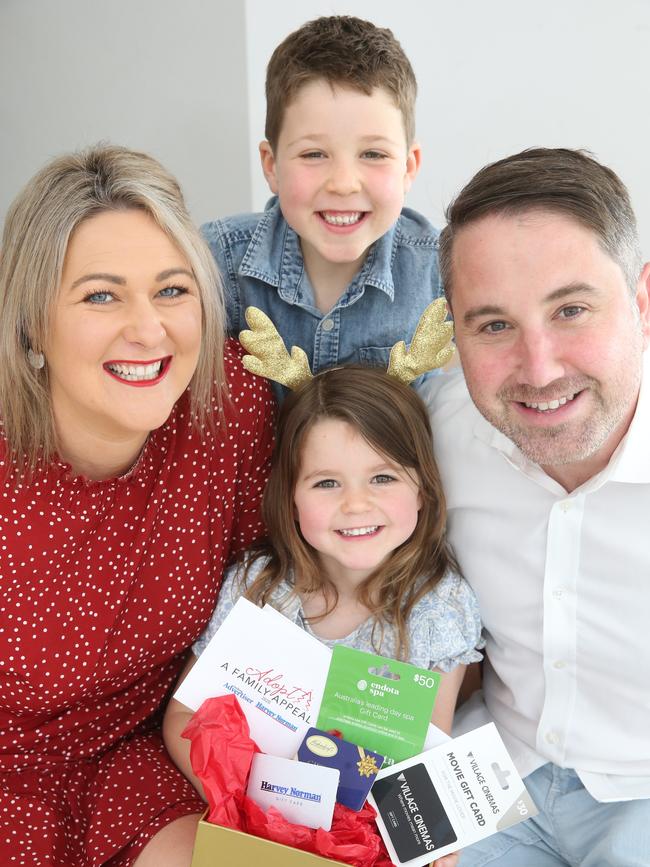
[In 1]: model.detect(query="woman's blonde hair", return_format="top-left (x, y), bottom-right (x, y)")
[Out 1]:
top-left (243, 366), bottom-right (459, 660)
top-left (0, 144), bottom-right (225, 472)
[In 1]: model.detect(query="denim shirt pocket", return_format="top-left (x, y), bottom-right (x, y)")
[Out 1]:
top-left (357, 345), bottom-right (393, 370)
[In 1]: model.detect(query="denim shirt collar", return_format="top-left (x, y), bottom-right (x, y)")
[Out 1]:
top-left (238, 197), bottom-right (396, 307)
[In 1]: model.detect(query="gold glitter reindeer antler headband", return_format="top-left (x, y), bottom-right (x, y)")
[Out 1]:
top-left (239, 298), bottom-right (455, 388)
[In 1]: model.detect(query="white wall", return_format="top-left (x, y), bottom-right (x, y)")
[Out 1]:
top-left (2, 0), bottom-right (649, 256)
top-left (245, 0), bottom-right (650, 256)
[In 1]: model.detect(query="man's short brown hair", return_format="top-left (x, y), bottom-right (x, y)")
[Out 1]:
top-left (264, 16), bottom-right (417, 149)
top-left (439, 148), bottom-right (642, 303)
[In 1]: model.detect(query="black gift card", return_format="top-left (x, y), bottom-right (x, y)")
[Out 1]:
top-left (372, 762), bottom-right (457, 861)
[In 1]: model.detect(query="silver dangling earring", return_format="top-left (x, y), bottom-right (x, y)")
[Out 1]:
top-left (27, 348), bottom-right (45, 370)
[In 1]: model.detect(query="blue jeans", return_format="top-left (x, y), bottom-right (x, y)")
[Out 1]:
top-left (459, 764), bottom-right (650, 866)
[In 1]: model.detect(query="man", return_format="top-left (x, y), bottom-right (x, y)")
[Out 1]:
top-left (422, 148), bottom-right (650, 865)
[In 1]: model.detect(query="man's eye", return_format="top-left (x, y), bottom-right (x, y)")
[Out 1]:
top-left (558, 305), bottom-right (584, 319)
top-left (313, 479), bottom-right (338, 488)
top-left (83, 291), bottom-right (114, 305)
top-left (372, 474), bottom-right (396, 484)
top-left (481, 320), bottom-right (508, 334)
top-left (158, 285), bottom-right (188, 299)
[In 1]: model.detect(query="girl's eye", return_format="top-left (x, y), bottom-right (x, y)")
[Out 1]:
top-left (83, 291), bottom-right (114, 305)
top-left (313, 479), bottom-right (338, 489)
top-left (372, 474), bottom-right (396, 484)
top-left (158, 284), bottom-right (188, 299)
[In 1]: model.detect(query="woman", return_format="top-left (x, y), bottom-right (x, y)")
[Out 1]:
top-left (0, 146), bottom-right (275, 865)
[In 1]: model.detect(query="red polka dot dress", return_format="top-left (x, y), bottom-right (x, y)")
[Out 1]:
top-left (0, 341), bottom-right (275, 866)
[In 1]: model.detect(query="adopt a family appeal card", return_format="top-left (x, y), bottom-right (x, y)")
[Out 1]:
top-left (174, 597), bottom-right (331, 757)
top-left (369, 723), bottom-right (538, 865)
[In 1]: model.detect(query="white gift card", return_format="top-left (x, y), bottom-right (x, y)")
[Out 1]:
top-left (369, 723), bottom-right (538, 865)
top-left (247, 753), bottom-right (340, 830)
top-left (174, 597), bottom-right (332, 757)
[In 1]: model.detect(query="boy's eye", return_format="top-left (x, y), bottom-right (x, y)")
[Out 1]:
top-left (301, 151), bottom-right (326, 160)
top-left (372, 474), bottom-right (396, 484)
top-left (361, 150), bottom-right (387, 160)
top-left (313, 478), bottom-right (338, 488)
top-left (158, 284), bottom-right (188, 299)
top-left (83, 291), bottom-right (114, 305)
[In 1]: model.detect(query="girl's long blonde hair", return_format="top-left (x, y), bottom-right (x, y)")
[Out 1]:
top-left (243, 366), bottom-right (459, 660)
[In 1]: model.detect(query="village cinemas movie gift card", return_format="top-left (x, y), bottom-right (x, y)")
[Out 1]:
top-left (369, 723), bottom-right (538, 865)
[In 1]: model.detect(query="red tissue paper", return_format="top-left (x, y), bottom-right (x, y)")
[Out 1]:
top-left (182, 694), bottom-right (393, 867)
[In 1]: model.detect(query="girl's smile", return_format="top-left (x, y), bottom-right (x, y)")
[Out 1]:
top-left (293, 418), bottom-right (421, 590)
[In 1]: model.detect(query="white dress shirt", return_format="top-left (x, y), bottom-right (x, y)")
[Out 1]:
top-left (420, 352), bottom-right (650, 802)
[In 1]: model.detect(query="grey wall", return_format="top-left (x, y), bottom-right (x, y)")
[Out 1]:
top-left (245, 0), bottom-right (650, 257)
top-left (2, 0), bottom-right (649, 258)
top-left (0, 0), bottom-right (250, 227)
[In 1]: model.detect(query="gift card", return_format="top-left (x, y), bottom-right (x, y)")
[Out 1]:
top-left (246, 753), bottom-right (339, 831)
top-left (298, 728), bottom-right (385, 811)
top-left (316, 646), bottom-right (440, 765)
top-left (369, 723), bottom-right (539, 865)
top-left (174, 597), bottom-right (331, 757)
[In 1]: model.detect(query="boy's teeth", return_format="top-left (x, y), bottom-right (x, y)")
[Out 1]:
top-left (322, 212), bottom-right (362, 226)
top-left (107, 361), bottom-right (163, 381)
top-left (524, 393), bottom-right (575, 412)
top-left (338, 526), bottom-right (378, 537)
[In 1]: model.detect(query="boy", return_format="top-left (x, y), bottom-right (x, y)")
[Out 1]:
top-left (202, 15), bottom-right (442, 397)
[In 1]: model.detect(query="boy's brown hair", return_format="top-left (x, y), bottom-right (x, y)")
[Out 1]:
top-left (240, 366), bottom-right (458, 661)
top-left (264, 16), bottom-right (417, 150)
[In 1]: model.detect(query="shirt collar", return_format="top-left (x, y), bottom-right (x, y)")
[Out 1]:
top-left (471, 349), bottom-right (650, 489)
top-left (239, 197), bottom-right (396, 304)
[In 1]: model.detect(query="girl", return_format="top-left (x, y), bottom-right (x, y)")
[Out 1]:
top-left (164, 365), bottom-right (483, 798)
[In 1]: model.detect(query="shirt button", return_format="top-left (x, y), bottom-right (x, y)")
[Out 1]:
top-left (553, 660), bottom-right (566, 670)
top-left (322, 319), bottom-right (334, 332)
top-left (560, 500), bottom-right (571, 513)
top-left (545, 731), bottom-right (560, 745)
top-left (552, 588), bottom-right (564, 600)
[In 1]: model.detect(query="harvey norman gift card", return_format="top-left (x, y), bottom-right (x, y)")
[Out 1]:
top-left (369, 723), bottom-right (538, 865)
top-left (246, 754), bottom-right (339, 830)
top-left (174, 597), bottom-right (331, 757)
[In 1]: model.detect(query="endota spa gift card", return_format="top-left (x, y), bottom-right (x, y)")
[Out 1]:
top-left (317, 646), bottom-right (440, 765)
top-left (369, 723), bottom-right (538, 865)
top-left (174, 597), bottom-right (331, 757)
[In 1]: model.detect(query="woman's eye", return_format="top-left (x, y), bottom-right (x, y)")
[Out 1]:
top-left (158, 284), bottom-right (188, 299)
top-left (372, 474), bottom-right (396, 484)
top-left (313, 479), bottom-right (338, 489)
top-left (83, 291), bottom-right (114, 305)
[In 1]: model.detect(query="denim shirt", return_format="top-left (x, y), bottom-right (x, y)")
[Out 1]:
top-left (201, 198), bottom-right (443, 399)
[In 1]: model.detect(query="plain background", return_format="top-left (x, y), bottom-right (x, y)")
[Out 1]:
top-left (1, 0), bottom-right (649, 254)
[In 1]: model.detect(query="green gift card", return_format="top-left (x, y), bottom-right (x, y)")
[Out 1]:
top-left (316, 646), bottom-right (440, 765)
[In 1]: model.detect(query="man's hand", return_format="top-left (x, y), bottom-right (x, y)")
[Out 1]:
top-left (431, 853), bottom-right (460, 867)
